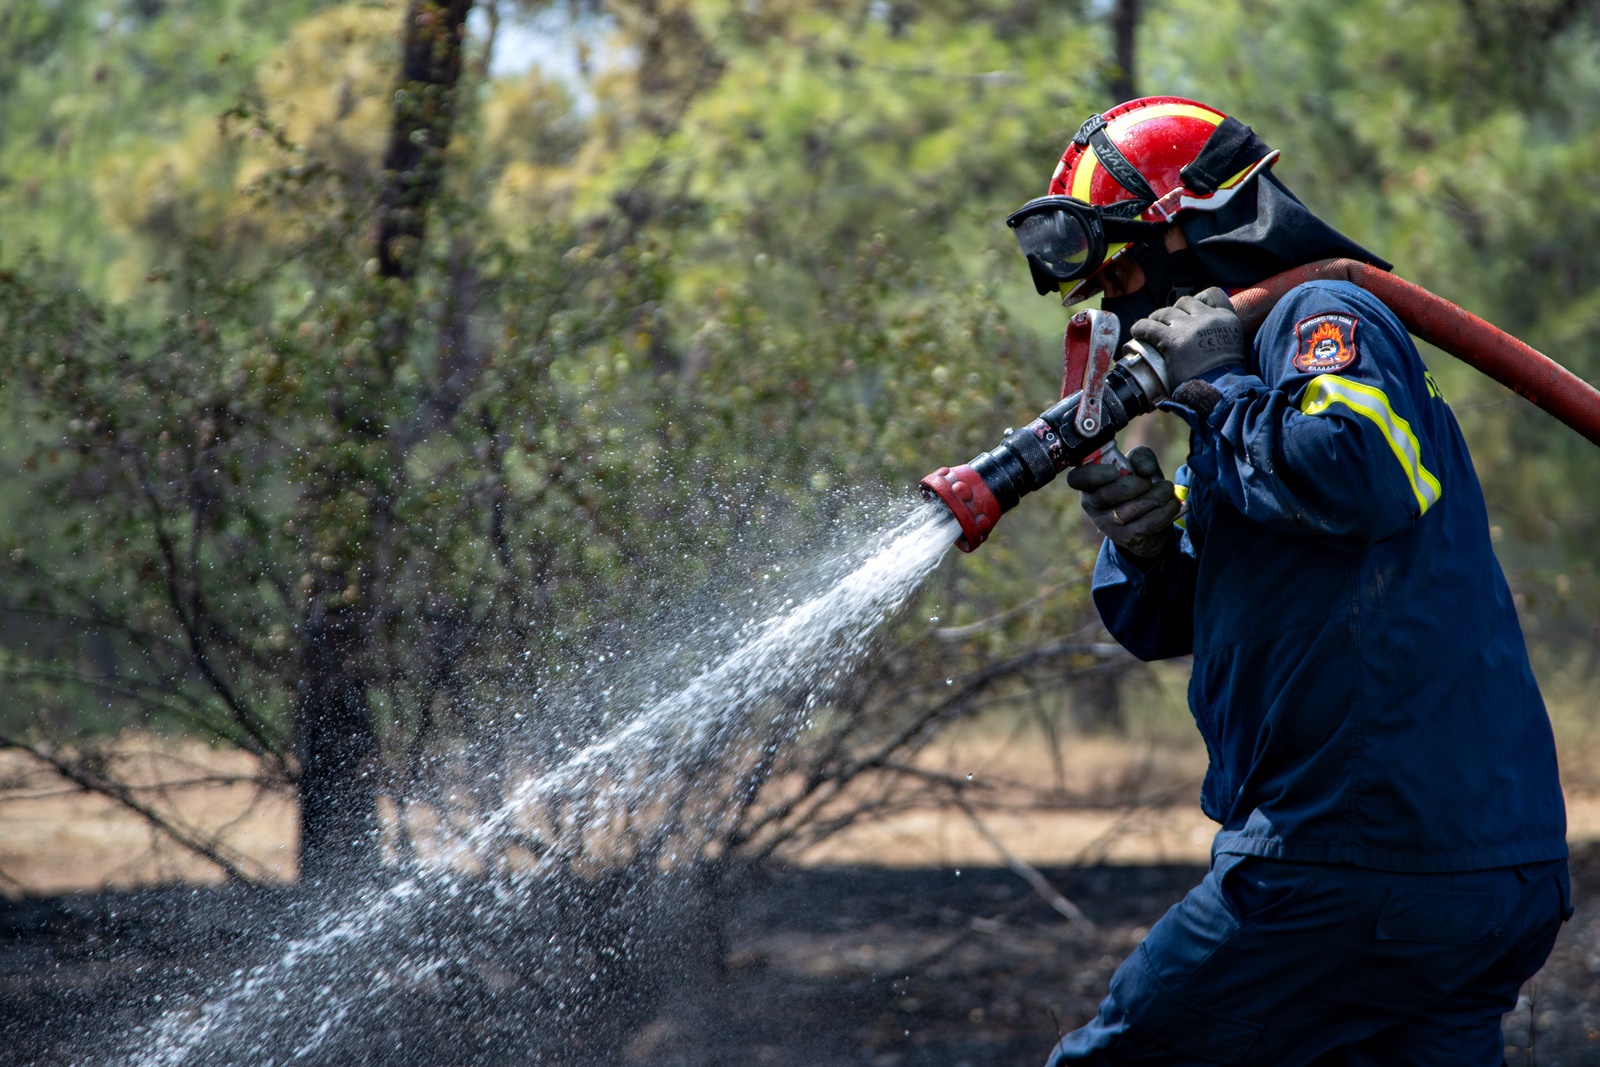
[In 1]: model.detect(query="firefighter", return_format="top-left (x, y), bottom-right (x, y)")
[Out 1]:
top-left (1006, 98), bottom-right (1572, 1065)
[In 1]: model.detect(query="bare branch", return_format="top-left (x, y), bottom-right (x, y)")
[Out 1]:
top-left (0, 667), bottom-right (279, 762)
top-left (953, 795), bottom-right (1097, 939)
top-left (0, 734), bottom-right (257, 884)
top-left (931, 580), bottom-right (1086, 640)
top-left (131, 449), bottom-right (277, 758)
top-left (739, 640), bottom-right (1127, 860)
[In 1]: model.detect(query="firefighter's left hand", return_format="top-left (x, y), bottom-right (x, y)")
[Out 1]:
top-left (1067, 446), bottom-right (1181, 560)
top-left (1132, 287), bottom-right (1244, 387)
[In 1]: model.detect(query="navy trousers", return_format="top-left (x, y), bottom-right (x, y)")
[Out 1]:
top-left (1047, 855), bottom-right (1571, 1066)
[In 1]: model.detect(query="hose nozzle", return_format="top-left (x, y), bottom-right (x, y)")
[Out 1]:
top-left (919, 334), bottom-right (1169, 552)
top-left (919, 464), bottom-right (1002, 552)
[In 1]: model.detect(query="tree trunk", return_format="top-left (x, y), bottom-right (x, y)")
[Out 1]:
top-left (374, 0), bottom-right (476, 286)
top-left (1073, 660), bottom-right (1129, 735)
top-left (1109, 0), bottom-right (1142, 104)
top-left (293, 0), bottom-right (475, 882)
top-left (296, 606), bottom-right (380, 881)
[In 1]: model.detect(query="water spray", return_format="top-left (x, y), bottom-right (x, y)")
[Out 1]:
top-left (922, 260), bottom-right (1600, 550)
top-left (118, 505), bottom-right (959, 1067)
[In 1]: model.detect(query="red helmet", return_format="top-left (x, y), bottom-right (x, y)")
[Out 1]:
top-left (1009, 96), bottom-right (1279, 302)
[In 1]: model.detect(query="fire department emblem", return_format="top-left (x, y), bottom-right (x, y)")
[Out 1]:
top-left (1292, 312), bottom-right (1359, 373)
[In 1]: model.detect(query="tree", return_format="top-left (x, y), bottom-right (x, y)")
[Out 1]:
top-left (1109, 0), bottom-right (1143, 103)
top-left (293, 0), bottom-right (477, 882)
top-left (19, 0), bottom-right (1592, 890)
top-left (0, 0), bottom-right (1133, 883)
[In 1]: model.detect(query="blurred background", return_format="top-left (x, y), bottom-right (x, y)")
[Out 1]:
top-left (0, 0), bottom-right (1597, 945)
top-left (4, 2), bottom-right (1600, 1063)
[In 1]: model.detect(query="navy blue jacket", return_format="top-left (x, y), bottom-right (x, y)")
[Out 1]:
top-left (1092, 280), bottom-right (1567, 872)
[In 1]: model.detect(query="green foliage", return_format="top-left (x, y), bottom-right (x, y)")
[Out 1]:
top-left (3, 0), bottom-right (1598, 778)
top-left (0, 1), bottom-right (1120, 786)
top-left (547, 1), bottom-right (1114, 636)
top-left (0, 0), bottom-right (335, 292)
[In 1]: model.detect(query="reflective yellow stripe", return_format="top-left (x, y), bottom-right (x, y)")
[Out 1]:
top-left (1299, 375), bottom-right (1442, 514)
top-left (1071, 105), bottom-right (1224, 202)
top-left (1172, 482), bottom-right (1190, 531)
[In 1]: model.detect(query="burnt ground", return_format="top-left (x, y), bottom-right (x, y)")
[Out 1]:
top-left (3, 849), bottom-right (1598, 1066)
top-left (629, 851), bottom-right (1600, 1067)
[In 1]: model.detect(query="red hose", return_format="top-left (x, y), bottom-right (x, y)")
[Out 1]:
top-left (1229, 258), bottom-right (1600, 447)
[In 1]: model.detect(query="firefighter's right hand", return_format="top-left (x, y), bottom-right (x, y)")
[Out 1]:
top-left (1131, 287), bottom-right (1244, 388)
top-left (1066, 445), bottom-right (1181, 560)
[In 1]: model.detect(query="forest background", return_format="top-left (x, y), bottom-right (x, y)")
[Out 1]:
top-left (1, 0), bottom-right (1598, 892)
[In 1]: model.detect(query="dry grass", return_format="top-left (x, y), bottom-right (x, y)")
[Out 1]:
top-left (792, 715), bottom-right (1215, 868)
top-left (0, 738), bottom-right (296, 895)
top-left (5, 680), bottom-right (1600, 898)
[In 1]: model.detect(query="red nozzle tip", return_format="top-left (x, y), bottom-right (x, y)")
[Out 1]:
top-left (919, 464), bottom-right (1002, 552)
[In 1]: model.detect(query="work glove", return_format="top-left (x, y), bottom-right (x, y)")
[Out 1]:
top-left (1131, 287), bottom-right (1244, 388)
top-left (1065, 445), bottom-right (1181, 561)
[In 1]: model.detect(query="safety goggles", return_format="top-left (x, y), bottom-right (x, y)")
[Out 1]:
top-left (1005, 196), bottom-right (1164, 296)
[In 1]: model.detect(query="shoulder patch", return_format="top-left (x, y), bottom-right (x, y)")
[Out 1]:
top-left (1292, 312), bottom-right (1359, 373)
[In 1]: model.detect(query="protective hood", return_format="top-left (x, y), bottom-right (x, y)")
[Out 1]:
top-left (1177, 169), bottom-right (1392, 288)
top-left (1092, 115), bottom-right (1390, 346)
top-left (1101, 167), bottom-right (1392, 348)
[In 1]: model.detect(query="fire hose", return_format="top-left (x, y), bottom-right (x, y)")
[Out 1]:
top-left (922, 258), bottom-right (1600, 551)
